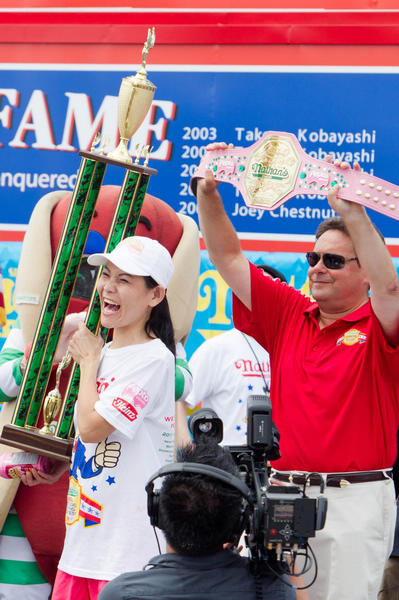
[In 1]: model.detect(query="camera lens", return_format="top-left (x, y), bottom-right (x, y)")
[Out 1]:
top-left (188, 409), bottom-right (223, 443)
top-left (198, 421), bottom-right (213, 433)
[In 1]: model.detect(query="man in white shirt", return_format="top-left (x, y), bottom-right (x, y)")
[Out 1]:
top-left (185, 265), bottom-right (286, 445)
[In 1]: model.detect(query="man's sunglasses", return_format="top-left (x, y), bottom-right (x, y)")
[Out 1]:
top-left (306, 252), bottom-right (359, 270)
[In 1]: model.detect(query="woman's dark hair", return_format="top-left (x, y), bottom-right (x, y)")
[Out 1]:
top-left (144, 276), bottom-right (176, 357)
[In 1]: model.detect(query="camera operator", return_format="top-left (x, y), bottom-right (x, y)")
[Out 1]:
top-left (98, 439), bottom-right (295, 600)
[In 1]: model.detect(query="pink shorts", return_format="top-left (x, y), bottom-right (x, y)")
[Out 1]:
top-left (52, 569), bottom-right (109, 600)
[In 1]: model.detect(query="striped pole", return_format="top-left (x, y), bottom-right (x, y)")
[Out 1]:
top-left (14, 157), bottom-right (107, 428)
top-left (55, 161), bottom-right (153, 440)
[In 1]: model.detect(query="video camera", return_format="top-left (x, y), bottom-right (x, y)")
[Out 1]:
top-left (188, 394), bottom-right (327, 578)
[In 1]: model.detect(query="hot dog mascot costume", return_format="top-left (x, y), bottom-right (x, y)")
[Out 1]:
top-left (0, 185), bottom-right (199, 598)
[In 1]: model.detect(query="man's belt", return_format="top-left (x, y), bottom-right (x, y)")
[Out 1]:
top-left (273, 470), bottom-right (393, 488)
top-left (191, 131), bottom-right (399, 221)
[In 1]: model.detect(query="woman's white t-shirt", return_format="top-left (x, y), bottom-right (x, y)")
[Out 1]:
top-left (58, 338), bottom-right (175, 581)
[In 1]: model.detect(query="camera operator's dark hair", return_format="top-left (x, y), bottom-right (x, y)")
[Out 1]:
top-left (144, 275), bottom-right (176, 357)
top-left (158, 440), bottom-right (243, 556)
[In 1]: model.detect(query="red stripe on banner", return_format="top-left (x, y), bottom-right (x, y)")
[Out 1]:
top-left (239, 240), bottom-right (314, 252)
top-left (0, 11), bottom-right (399, 46)
top-left (0, 1), bottom-right (397, 8)
top-left (200, 238), bottom-right (313, 252)
top-left (200, 238), bottom-right (399, 256)
top-left (1, 231), bottom-right (399, 256)
top-left (0, 231), bottom-right (25, 242)
top-left (1, 232), bottom-right (398, 257)
top-left (1, 44), bottom-right (399, 66)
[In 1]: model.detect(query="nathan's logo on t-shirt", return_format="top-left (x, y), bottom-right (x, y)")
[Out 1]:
top-left (112, 398), bottom-right (138, 422)
top-left (234, 358), bottom-right (270, 379)
top-left (337, 328), bottom-right (367, 347)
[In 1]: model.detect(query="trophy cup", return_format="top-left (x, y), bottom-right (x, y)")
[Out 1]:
top-left (108, 27), bottom-right (156, 164)
top-left (191, 131), bottom-right (399, 221)
top-left (0, 27), bottom-right (158, 461)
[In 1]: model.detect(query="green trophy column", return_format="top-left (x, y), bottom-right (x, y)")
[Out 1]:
top-left (14, 157), bottom-right (107, 428)
top-left (55, 163), bottom-right (153, 440)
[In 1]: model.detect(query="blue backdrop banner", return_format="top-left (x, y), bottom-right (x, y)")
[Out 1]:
top-left (1, 66), bottom-right (399, 351)
top-left (0, 67), bottom-right (398, 236)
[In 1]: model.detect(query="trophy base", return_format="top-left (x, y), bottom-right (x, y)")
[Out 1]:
top-left (0, 424), bottom-right (72, 462)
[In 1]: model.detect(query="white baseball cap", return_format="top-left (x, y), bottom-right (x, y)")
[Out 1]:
top-left (87, 236), bottom-right (174, 288)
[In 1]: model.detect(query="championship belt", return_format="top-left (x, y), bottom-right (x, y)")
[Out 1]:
top-left (191, 131), bottom-right (399, 221)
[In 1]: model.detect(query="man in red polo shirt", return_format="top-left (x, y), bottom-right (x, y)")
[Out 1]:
top-left (196, 145), bottom-right (399, 600)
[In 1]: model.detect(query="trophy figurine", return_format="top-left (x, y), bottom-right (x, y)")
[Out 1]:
top-left (107, 27), bottom-right (156, 164)
top-left (39, 354), bottom-right (72, 436)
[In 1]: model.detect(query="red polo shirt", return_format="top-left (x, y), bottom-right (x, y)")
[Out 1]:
top-left (233, 262), bottom-right (399, 472)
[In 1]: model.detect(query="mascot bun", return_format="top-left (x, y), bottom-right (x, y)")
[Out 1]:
top-left (15, 185), bottom-right (200, 345)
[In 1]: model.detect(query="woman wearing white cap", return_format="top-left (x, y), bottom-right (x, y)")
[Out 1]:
top-left (25, 236), bottom-right (177, 600)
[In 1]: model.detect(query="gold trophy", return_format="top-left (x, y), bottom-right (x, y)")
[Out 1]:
top-left (0, 27), bottom-right (159, 460)
top-left (108, 27), bottom-right (156, 164)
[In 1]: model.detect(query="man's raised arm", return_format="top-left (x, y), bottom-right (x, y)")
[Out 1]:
top-left (328, 163), bottom-right (399, 345)
top-left (196, 143), bottom-right (251, 309)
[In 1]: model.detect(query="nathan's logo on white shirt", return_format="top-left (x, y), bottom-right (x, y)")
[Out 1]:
top-left (234, 358), bottom-right (270, 378)
top-left (336, 328), bottom-right (367, 347)
top-left (112, 398), bottom-right (138, 422)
